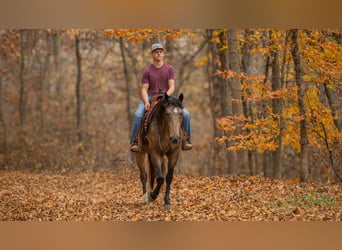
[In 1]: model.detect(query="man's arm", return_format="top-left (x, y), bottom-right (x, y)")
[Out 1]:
top-left (141, 83), bottom-right (150, 110)
top-left (166, 79), bottom-right (175, 96)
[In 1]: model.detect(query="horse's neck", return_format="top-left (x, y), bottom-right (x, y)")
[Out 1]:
top-left (155, 108), bottom-right (168, 136)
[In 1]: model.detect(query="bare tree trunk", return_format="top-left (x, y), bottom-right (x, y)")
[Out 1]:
top-left (119, 37), bottom-right (132, 135)
top-left (75, 34), bottom-right (83, 145)
top-left (290, 29), bottom-right (309, 182)
top-left (19, 29), bottom-right (26, 126)
top-left (0, 77), bottom-right (9, 168)
top-left (37, 31), bottom-right (51, 132)
top-left (52, 31), bottom-right (62, 95)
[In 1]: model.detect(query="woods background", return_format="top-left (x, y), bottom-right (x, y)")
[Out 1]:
top-left (0, 29), bottom-right (341, 183)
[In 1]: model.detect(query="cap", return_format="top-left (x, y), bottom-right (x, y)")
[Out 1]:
top-left (151, 43), bottom-right (164, 52)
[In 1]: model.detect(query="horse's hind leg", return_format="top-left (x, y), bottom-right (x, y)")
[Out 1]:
top-left (135, 153), bottom-right (148, 204)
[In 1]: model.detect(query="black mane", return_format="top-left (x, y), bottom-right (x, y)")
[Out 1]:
top-left (165, 96), bottom-right (184, 109)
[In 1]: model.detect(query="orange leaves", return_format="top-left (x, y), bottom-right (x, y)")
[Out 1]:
top-left (217, 114), bottom-right (281, 153)
top-left (103, 29), bottom-right (186, 42)
top-left (217, 69), bottom-right (266, 82)
top-left (0, 171), bottom-right (340, 221)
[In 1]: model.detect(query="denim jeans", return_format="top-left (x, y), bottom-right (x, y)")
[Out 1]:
top-left (130, 95), bottom-right (191, 144)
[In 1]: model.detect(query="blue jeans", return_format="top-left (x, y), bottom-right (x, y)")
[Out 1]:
top-left (130, 96), bottom-right (191, 144)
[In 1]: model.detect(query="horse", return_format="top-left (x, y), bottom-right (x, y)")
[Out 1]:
top-left (134, 93), bottom-right (184, 210)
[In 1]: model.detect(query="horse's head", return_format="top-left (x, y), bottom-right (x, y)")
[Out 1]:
top-left (162, 93), bottom-right (184, 145)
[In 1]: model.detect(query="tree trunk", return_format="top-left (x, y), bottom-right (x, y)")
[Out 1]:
top-left (0, 77), bottom-right (9, 168)
top-left (206, 29), bottom-right (226, 175)
top-left (241, 29), bottom-right (255, 175)
top-left (119, 37), bottom-right (132, 136)
top-left (227, 29), bottom-right (244, 175)
top-left (290, 29), bottom-right (309, 182)
top-left (37, 32), bottom-right (51, 132)
top-left (261, 30), bottom-right (272, 177)
top-left (271, 48), bottom-right (282, 179)
top-left (278, 30), bottom-right (290, 179)
top-left (19, 29), bottom-right (26, 126)
top-left (75, 34), bottom-right (83, 145)
top-left (218, 30), bottom-right (234, 175)
top-left (323, 81), bottom-right (341, 132)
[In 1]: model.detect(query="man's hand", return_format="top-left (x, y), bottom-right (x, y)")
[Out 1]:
top-left (144, 102), bottom-right (151, 111)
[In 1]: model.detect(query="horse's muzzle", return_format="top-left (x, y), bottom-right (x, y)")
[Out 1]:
top-left (170, 136), bottom-right (180, 144)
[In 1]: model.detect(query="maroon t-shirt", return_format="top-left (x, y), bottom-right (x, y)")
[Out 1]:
top-left (141, 63), bottom-right (176, 95)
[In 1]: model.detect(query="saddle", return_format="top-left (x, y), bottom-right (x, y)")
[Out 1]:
top-left (135, 94), bottom-right (164, 151)
top-left (142, 94), bottom-right (164, 134)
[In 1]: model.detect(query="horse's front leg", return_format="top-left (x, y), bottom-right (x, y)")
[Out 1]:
top-left (164, 151), bottom-right (179, 210)
top-left (148, 155), bottom-right (164, 201)
top-left (164, 167), bottom-right (174, 210)
top-left (135, 152), bottom-right (148, 204)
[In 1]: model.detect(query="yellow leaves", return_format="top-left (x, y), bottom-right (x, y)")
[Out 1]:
top-left (195, 56), bottom-right (209, 67)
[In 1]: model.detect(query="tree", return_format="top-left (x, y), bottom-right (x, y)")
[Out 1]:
top-left (0, 76), bottom-right (9, 168)
top-left (290, 29), bottom-right (309, 182)
top-left (19, 29), bottom-right (26, 127)
top-left (75, 33), bottom-right (83, 146)
top-left (270, 30), bottom-right (283, 179)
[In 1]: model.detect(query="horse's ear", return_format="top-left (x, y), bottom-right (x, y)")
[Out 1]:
top-left (164, 93), bottom-right (169, 102)
top-left (179, 93), bottom-right (184, 102)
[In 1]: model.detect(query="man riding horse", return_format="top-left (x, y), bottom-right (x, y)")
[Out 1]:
top-left (129, 43), bottom-right (192, 152)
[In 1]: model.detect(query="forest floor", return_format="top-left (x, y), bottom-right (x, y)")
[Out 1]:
top-left (0, 168), bottom-right (341, 221)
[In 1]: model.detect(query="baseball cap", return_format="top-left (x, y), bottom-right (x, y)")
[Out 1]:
top-left (151, 43), bottom-right (164, 52)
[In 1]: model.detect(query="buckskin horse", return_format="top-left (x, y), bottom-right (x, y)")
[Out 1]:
top-left (134, 93), bottom-right (184, 210)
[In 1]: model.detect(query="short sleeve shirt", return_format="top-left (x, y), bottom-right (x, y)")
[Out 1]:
top-left (141, 63), bottom-right (176, 95)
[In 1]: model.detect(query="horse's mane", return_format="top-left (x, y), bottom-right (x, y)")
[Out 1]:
top-left (159, 95), bottom-right (184, 109)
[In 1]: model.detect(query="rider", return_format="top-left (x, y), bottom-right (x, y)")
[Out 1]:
top-left (130, 43), bottom-right (192, 152)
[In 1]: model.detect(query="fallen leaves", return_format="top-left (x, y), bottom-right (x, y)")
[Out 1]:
top-left (0, 170), bottom-right (340, 221)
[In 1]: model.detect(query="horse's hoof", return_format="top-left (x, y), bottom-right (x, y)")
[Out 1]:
top-left (142, 193), bottom-right (149, 204)
top-left (148, 192), bottom-right (155, 202)
top-left (164, 204), bottom-right (172, 211)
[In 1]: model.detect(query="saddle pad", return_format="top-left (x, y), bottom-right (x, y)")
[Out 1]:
top-left (143, 95), bottom-right (164, 133)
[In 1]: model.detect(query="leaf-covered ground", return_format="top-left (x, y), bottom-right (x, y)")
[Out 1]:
top-left (0, 169), bottom-right (341, 221)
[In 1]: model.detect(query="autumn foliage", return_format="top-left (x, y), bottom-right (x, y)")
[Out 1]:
top-left (0, 28), bottom-right (341, 183)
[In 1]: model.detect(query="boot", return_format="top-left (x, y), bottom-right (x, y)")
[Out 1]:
top-left (130, 138), bottom-right (140, 152)
top-left (182, 131), bottom-right (192, 151)
top-left (182, 141), bottom-right (192, 151)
